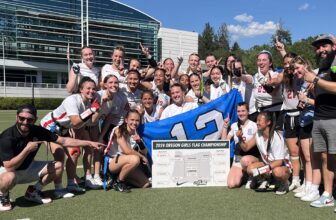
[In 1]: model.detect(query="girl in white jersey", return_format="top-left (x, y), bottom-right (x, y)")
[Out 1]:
top-left (66, 46), bottom-right (100, 93)
top-left (221, 102), bottom-right (259, 189)
top-left (119, 70), bottom-right (142, 109)
top-left (105, 110), bottom-right (151, 192)
top-left (239, 112), bottom-right (291, 195)
top-left (253, 50), bottom-right (283, 130)
top-left (139, 90), bottom-right (162, 123)
top-left (141, 68), bottom-right (171, 112)
top-left (40, 77), bottom-right (103, 193)
top-left (186, 73), bottom-right (210, 105)
top-left (209, 66), bottom-right (230, 101)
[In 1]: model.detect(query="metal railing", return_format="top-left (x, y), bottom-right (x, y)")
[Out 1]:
top-left (0, 81), bottom-right (66, 89)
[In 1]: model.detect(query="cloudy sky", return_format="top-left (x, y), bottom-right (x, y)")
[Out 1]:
top-left (119, 0), bottom-right (336, 49)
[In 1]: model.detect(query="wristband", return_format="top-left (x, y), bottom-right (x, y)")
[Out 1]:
top-left (313, 77), bottom-right (320, 85)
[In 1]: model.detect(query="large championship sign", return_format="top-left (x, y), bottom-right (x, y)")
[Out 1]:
top-left (138, 89), bottom-right (243, 158)
top-left (152, 140), bottom-right (230, 188)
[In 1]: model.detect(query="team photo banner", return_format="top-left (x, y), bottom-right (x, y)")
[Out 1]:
top-left (138, 89), bottom-right (243, 158)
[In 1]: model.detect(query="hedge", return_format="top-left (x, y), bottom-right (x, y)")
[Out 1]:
top-left (0, 97), bottom-right (63, 110)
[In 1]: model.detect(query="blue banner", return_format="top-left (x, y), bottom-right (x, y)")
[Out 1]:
top-left (138, 89), bottom-right (243, 158)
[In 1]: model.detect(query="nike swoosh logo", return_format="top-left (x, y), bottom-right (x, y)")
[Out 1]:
top-left (176, 181), bottom-right (188, 186)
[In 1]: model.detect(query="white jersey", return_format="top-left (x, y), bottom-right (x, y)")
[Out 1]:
top-left (41, 94), bottom-right (90, 129)
top-left (105, 127), bottom-right (138, 157)
top-left (186, 89), bottom-right (199, 104)
top-left (210, 81), bottom-right (230, 100)
top-left (253, 71), bottom-right (283, 111)
top-left (160, 102), bottom-right (198, 120)
top-left (151, 81), bottom-right (170, 108)
top-left (119, 83), bottom-right (142, 109)
top-left (98, 90), bottom-right (129, 126)
top-left (228, 120), bottom-right (257, 145)
top-left (231, 77), bottom-right (246, 101)
top-left (142, 105), bottom-right (160, 123)
top-left (282, 77), bottom-right (302, 111)
top-left (101, 64), bottom-right (126, 83)
top-left (255, 131), bottom-right (289, 164)
top-left (77, 63), bottom-right (100, 85)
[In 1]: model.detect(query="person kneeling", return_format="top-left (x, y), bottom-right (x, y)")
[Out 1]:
top-left (239, 112), bottom-right (291, 195)
top-left (105, 110), bottom-right (151, 193)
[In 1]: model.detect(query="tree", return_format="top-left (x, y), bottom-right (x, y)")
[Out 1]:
top-left (198, 23), bottom-right (216, 59)
top-left (231, 41), bottom-right (244, 60)
top-left (213, 23), bottom-right (230, 63)
top-left (271, 19), bottom-right (292, 46)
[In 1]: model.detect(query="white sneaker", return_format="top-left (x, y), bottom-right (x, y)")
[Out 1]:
top-left (301, 189), bottom-right (320, 202)
top-left (54, 189), bottom-right (75, 199)
top-left (93, 177), bottom-right (104, 187)
top-left (294, 188), bottom-right (307, 198)
top-left (67, 183), bottom-right (86, 193)
top-left (310, 192), bottom-right (334, 208)
top-left (293, 183), bottom-right (305, 194)
top-left (85, 178), bottom-right (102, 189)
top-left (289, 180), bottom-right (301, 191)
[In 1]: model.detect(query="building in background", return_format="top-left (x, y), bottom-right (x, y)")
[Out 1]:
top-left (0, 1), bottom-right (198, 98)
top-left (158, 27), bottom-right (198, 72)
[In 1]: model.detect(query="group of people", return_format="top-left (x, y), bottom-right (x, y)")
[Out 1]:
top-left (0, 34), bottom-right (336, 213)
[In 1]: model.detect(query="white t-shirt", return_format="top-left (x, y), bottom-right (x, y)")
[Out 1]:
top-left (142, 105), bottom-right (160, 123)
top-left (255, 131), bottom-right (289, 164)
top-left (160, 102), bottom-right (198, 120)
top-left (228, 120), bottom-right (257, 145)
top-left (151, 81), bottom-right (170, 108)
top-left (282, 77), bottom-right (302, 111)
top-left (77, 63), bottom-right (100, 85)
top-left (105, 127), bottom-right (138, 157)
top-left (101, 64), bottom-right (126, 83)
top-left (210, 81), bottom-right (230, 100)
top-left (186, 89), bottom-right (199, 104)
top-left (253, 71), bottom-right (283, 111)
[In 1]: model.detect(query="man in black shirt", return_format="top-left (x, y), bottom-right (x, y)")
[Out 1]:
top-left (307, 35), bottom-right (336, 209)
top-left (0, 105), bottom-right (104, 211)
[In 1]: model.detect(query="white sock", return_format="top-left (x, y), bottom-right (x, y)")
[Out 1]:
top-left (94, 174), bottom-right (100, 179)
top-left (54, 183), bottom-right (63, 190)
top-left (310, 184), bottom-right (319, 192)
top-left (322, 191), bottom-right (330, 197)
top-left (86, 174), bottom-right (93, 180)
top-left (292, 176), bottom-right (300, 183)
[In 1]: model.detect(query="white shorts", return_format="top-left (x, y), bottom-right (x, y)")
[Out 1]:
top-left (0, 161), bottom-right (49, 184)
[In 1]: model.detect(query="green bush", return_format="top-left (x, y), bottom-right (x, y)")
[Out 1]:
top-left (0, 97), bottom-right (63, 110)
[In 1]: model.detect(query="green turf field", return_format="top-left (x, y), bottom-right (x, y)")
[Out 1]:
top-left (0, 110), bottom-right (335, 219)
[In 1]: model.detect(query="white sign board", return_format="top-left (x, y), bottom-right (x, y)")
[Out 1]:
top-left (152, 140), bottom-right (230, 188)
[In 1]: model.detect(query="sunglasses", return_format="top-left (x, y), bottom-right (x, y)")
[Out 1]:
top-left (18, 116), bottom-right (35, 123)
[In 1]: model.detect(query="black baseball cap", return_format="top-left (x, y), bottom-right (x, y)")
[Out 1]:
top-left (17, 104), bottom-right (37, 117)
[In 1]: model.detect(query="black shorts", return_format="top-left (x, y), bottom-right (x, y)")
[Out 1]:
top-left (284, 114), bottom-right (300, 139)
top-left (299, 123), bottom-right (313, 139)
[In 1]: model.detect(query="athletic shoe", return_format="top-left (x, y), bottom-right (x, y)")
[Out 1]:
top-left (310, 192), bottom-right (335, 208)
top-left (245, 179), bottom-right (252, 189)
top-left (275, 181), bottom-right (289, 195)
top-left (294, 188), bottom-right (307, 198)
top-left (114, 180), bottom-right (131, 193)
top-left (93, 177), bottom-right (104, 187)
top-left (54, 189), bottom-right (75, 199)
top-left (301, 189), bottom-right (320, 202)
top-left (289, 179), bottom-right (301, 191)
top-left (0, 192), bottom-right (12, 211)
top-left (255, 180), bottom-right (269, 192)
top-left (85, 178), bottom-right (102, 190)
top-left (24, 185), bottom-right (52, 204)
top-left (67, 183), bottom-right (86, 193)
top-left (293, 183), bottom-right (305, 194)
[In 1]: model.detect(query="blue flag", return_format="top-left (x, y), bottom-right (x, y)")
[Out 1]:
top-left (138, 89), bottom-right (243, 158)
